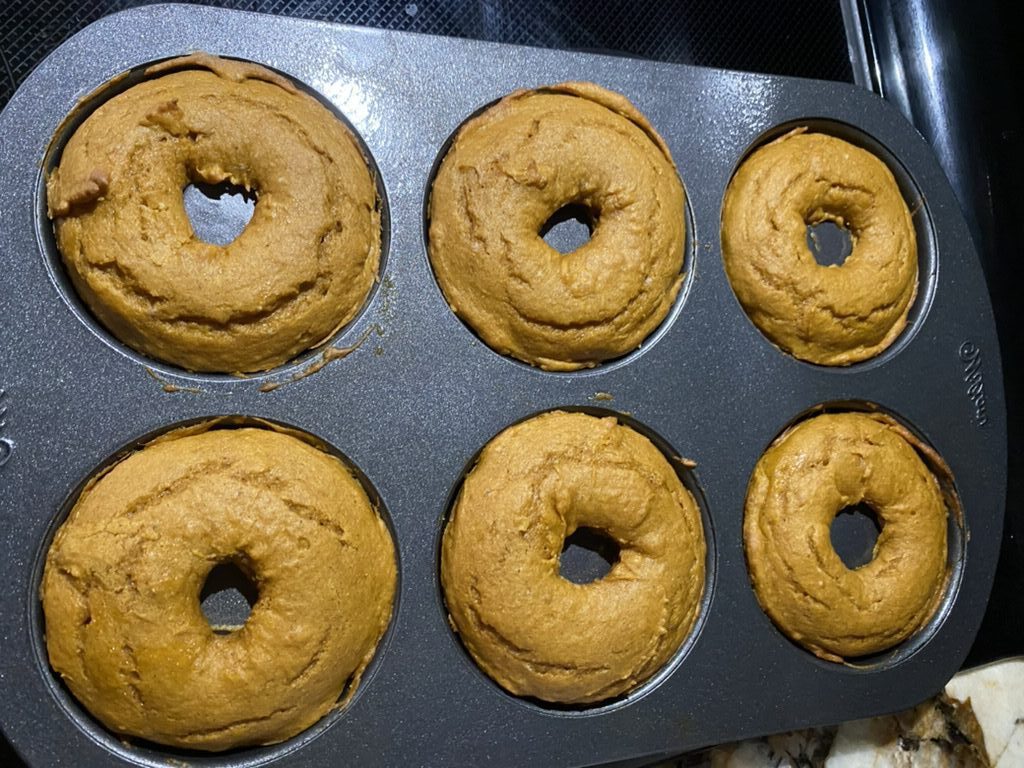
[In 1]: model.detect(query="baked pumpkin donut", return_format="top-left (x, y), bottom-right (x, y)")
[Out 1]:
top-left (721, 129), bottom-right (917, 365)
top-left (428, 83), bottom-right (686, 371)
top-left (40, 425), bottom-right (396, 750)
top-left (743, 412), bottom-right (952, 661)
top-left (47, 53), bottom-right (380, 373)
top-left (441, 411), bottom-right (705, 703)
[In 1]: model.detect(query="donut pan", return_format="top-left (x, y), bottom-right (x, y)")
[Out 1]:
top-left (0, 4), bottom-right (1007, 767)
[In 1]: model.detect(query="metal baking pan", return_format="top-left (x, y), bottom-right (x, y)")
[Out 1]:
top-left (0, 4), bottom-right (1006, 766)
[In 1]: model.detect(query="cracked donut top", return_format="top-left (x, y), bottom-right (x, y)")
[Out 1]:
top-left (40, 425), bottom-right (397, 750)
top-left (721, 129), bottom-right (918, 366)
top-left (441, 411), bottom-right (705, 703)
top-left (46, 53), bottom-right (380, 373)
top-left (428, 82), bottom-right (686, 371)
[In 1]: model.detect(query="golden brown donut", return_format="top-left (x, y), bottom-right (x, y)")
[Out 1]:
top-left (428, 83), bottom-right (686, 371)
top-left (441, 411), bottom-right (705, 703)
top-left (743, 412), bottom-right (952, 661)
top-left (47, 53), bottom-right (380, 373)
top-left (40, 425), bottom-right (396, 750)
top-left (721, 129), bottom-right (917, 365)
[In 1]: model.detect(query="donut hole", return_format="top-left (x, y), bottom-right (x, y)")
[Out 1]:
top-left (558, 526), bottom-right (620, 584)
top-left (540, 202), bottom-right (596, 255)
top-left (199, 559), bottom-right (259, 634)
top-left (806, 218), bottom-right (853, 267)
top-left (183, 178), bottom-right (257, 247)
top-left (830, 502), bottom-right (883, 569)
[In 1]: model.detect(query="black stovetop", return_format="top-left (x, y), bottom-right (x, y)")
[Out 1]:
top-left (0, 0), bottom-right (854, 106)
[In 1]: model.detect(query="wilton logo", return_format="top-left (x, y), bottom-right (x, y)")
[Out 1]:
top-left (959, 342), bottom-right (989, 428)
top-left (0, 388), bottom-right (12, 467)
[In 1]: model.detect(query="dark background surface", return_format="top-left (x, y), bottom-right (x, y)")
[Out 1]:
top-left (1, 0), bottom-right (1019, 765)
top-left (0, 0), bottom-right (854, 106)
top-left (937, 0), bottom-right (1023, 670)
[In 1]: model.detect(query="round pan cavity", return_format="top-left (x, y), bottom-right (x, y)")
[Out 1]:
top-left (720, 119), bottom-right (937, 371)
top-left (28, 416), bottom-right (401, 767)
top-left (37, 54), bottom-right (391, 383)
top-left (421, 88), bottom-right (696, 376)
top-left (434, 406), bottom-right (716, 716)
top-left (743, 401), bottom-right (965, 671)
